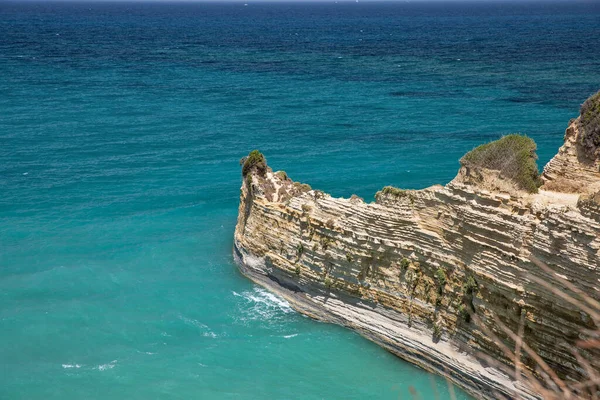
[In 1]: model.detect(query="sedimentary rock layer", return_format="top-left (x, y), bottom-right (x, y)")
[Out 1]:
top-left (234, 115), bottom-right (600, 399)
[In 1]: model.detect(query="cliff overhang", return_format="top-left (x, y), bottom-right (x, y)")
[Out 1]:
top-left (233, 92), bottom-right (600, 399)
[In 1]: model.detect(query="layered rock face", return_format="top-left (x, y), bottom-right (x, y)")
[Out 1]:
top-left (543, 119), bottom-right (600, 195)
top-left (233, 108), bottom-right (600, 399)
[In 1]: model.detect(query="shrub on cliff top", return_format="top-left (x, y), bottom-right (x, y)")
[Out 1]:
top-left (274, 170), bottom-right (289, 181)
top-left (376, 186), bottom-right (415, 204)
top-left (241, 150), bottom-right (267, 176)
top-left (380, 186), bottom-right (412, 198)
top-left (579, 90), bottom-right (600, 157)
top-left (460, 134), bottom-right (542, 193)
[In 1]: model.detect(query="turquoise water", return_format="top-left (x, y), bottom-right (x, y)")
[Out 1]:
top-left (1, 1), bottom-right (600, 399)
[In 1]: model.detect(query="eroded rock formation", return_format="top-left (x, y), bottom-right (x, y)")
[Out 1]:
top-left (233, 97), bottom-right (600, 399)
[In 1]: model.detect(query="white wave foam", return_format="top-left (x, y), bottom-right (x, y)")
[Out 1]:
top-left (179, 315), bottom-right (218, 338)
top-left (283, 334), bottom-right (298, 339)
top-left (247, 288), bottom-right (293, 312)
top-left (136, 350), bottom-right (156, 355)
top-left (179, 315), bottom-right (209, 329)
top-left (97, 360), bottom-right (117, 371)
top-left (233, 287), bottom-right (295, 321)
top-left (62, 364), bottom-right (81, 369)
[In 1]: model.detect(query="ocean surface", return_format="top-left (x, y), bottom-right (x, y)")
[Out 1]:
top-left (1, 1), bottom-right (600, 399)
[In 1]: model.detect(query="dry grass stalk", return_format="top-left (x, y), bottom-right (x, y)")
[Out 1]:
top-left (465, 255), bottom-right (600, 399)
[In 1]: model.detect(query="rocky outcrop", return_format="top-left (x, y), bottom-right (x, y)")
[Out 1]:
top-left (542, 119), bottom-right (600, 195)
top-left (233, 102), bottom-right (600, 399)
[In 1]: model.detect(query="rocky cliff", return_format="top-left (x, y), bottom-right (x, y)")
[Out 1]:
top-left (233, 95), bottom-right (600, 399)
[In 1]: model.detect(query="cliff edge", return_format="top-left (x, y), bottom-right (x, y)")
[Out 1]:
top-left (233, 92), bottom-right (600, 399)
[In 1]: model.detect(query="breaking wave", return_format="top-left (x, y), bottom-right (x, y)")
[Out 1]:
top-left (233, 287), bottom-right (295, 321)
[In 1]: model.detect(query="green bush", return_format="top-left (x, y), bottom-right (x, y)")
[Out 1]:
top-left (580, 90), bottom-right (600, 156)
top-left (297, 243), bottom-right (304, 257)
top-left (435, 268), bottom-right (447, 286)
top-left (463, 276), bottom-right (478, 296)
top-left (275, 170), bottom-right (288, 181)
top-left (400, 258), bottom-right (410, 270)
top-left (320, 237), bottom-right (332, 250)
top-left (381, 186), bottom-right (408, 197)
top-left (377, 186), bottom-right (415, 204)
top-left (293, 182), bottom-right (312, 193)
top-left (458, 304), bottom-right (471, 323)
top-left (460, 134), bottom-right (542, 193)
top-left (432, 323), bottom-right (442, 340)
top-left (242, 150), bottom-right (267, 176)
top-left (462, 275), bottom-right (478, 313)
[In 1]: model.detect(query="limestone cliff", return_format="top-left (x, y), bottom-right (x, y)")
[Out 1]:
top-left (233, 97), bottom-right (600, 399)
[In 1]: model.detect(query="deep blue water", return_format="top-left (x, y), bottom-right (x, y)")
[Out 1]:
top-left (1, 1), bottom-right (599, 399)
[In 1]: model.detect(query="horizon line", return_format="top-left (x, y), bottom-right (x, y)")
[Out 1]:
top-left (5, 0), bottom-right (597, 3)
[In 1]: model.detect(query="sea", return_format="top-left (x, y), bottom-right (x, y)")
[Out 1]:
top-left (1, 1), bottom-right (599, 399)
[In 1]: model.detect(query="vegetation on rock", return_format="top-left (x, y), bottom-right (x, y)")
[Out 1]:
top-left (435, 268), bottom-right (447, 295)
top-left (463, 275), bottom-right (478, 296)
top-left (241, 150), bottom-right (267, 176)
top-left (377, 186), bottom-right (415, 204)
top-left (293, 182), bottom-right (312, 193)
top-left (432, 321), bottom-right (442, 341)
top-left (320, 237), bottom-right (332, 250)
top-left (460, 134), bottom-right (542, 193)
top-left (579, 90), bottom-right (600, 157)
top-left (462, 275), bottom-right (478, 315)
top-left (297, 243), bottom-right (304, 257)
top-left (275, 170), bottom-right (289, 181)
top-left (458, 304), bottom-right (470, 323)
top-left (400, 258), bottom-right (410, 270)
top-left (381, 186), bottom-right (408, 196)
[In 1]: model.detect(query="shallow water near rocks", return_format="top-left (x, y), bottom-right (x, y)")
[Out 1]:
top-left (1, 1), bottom-right (600, 399)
